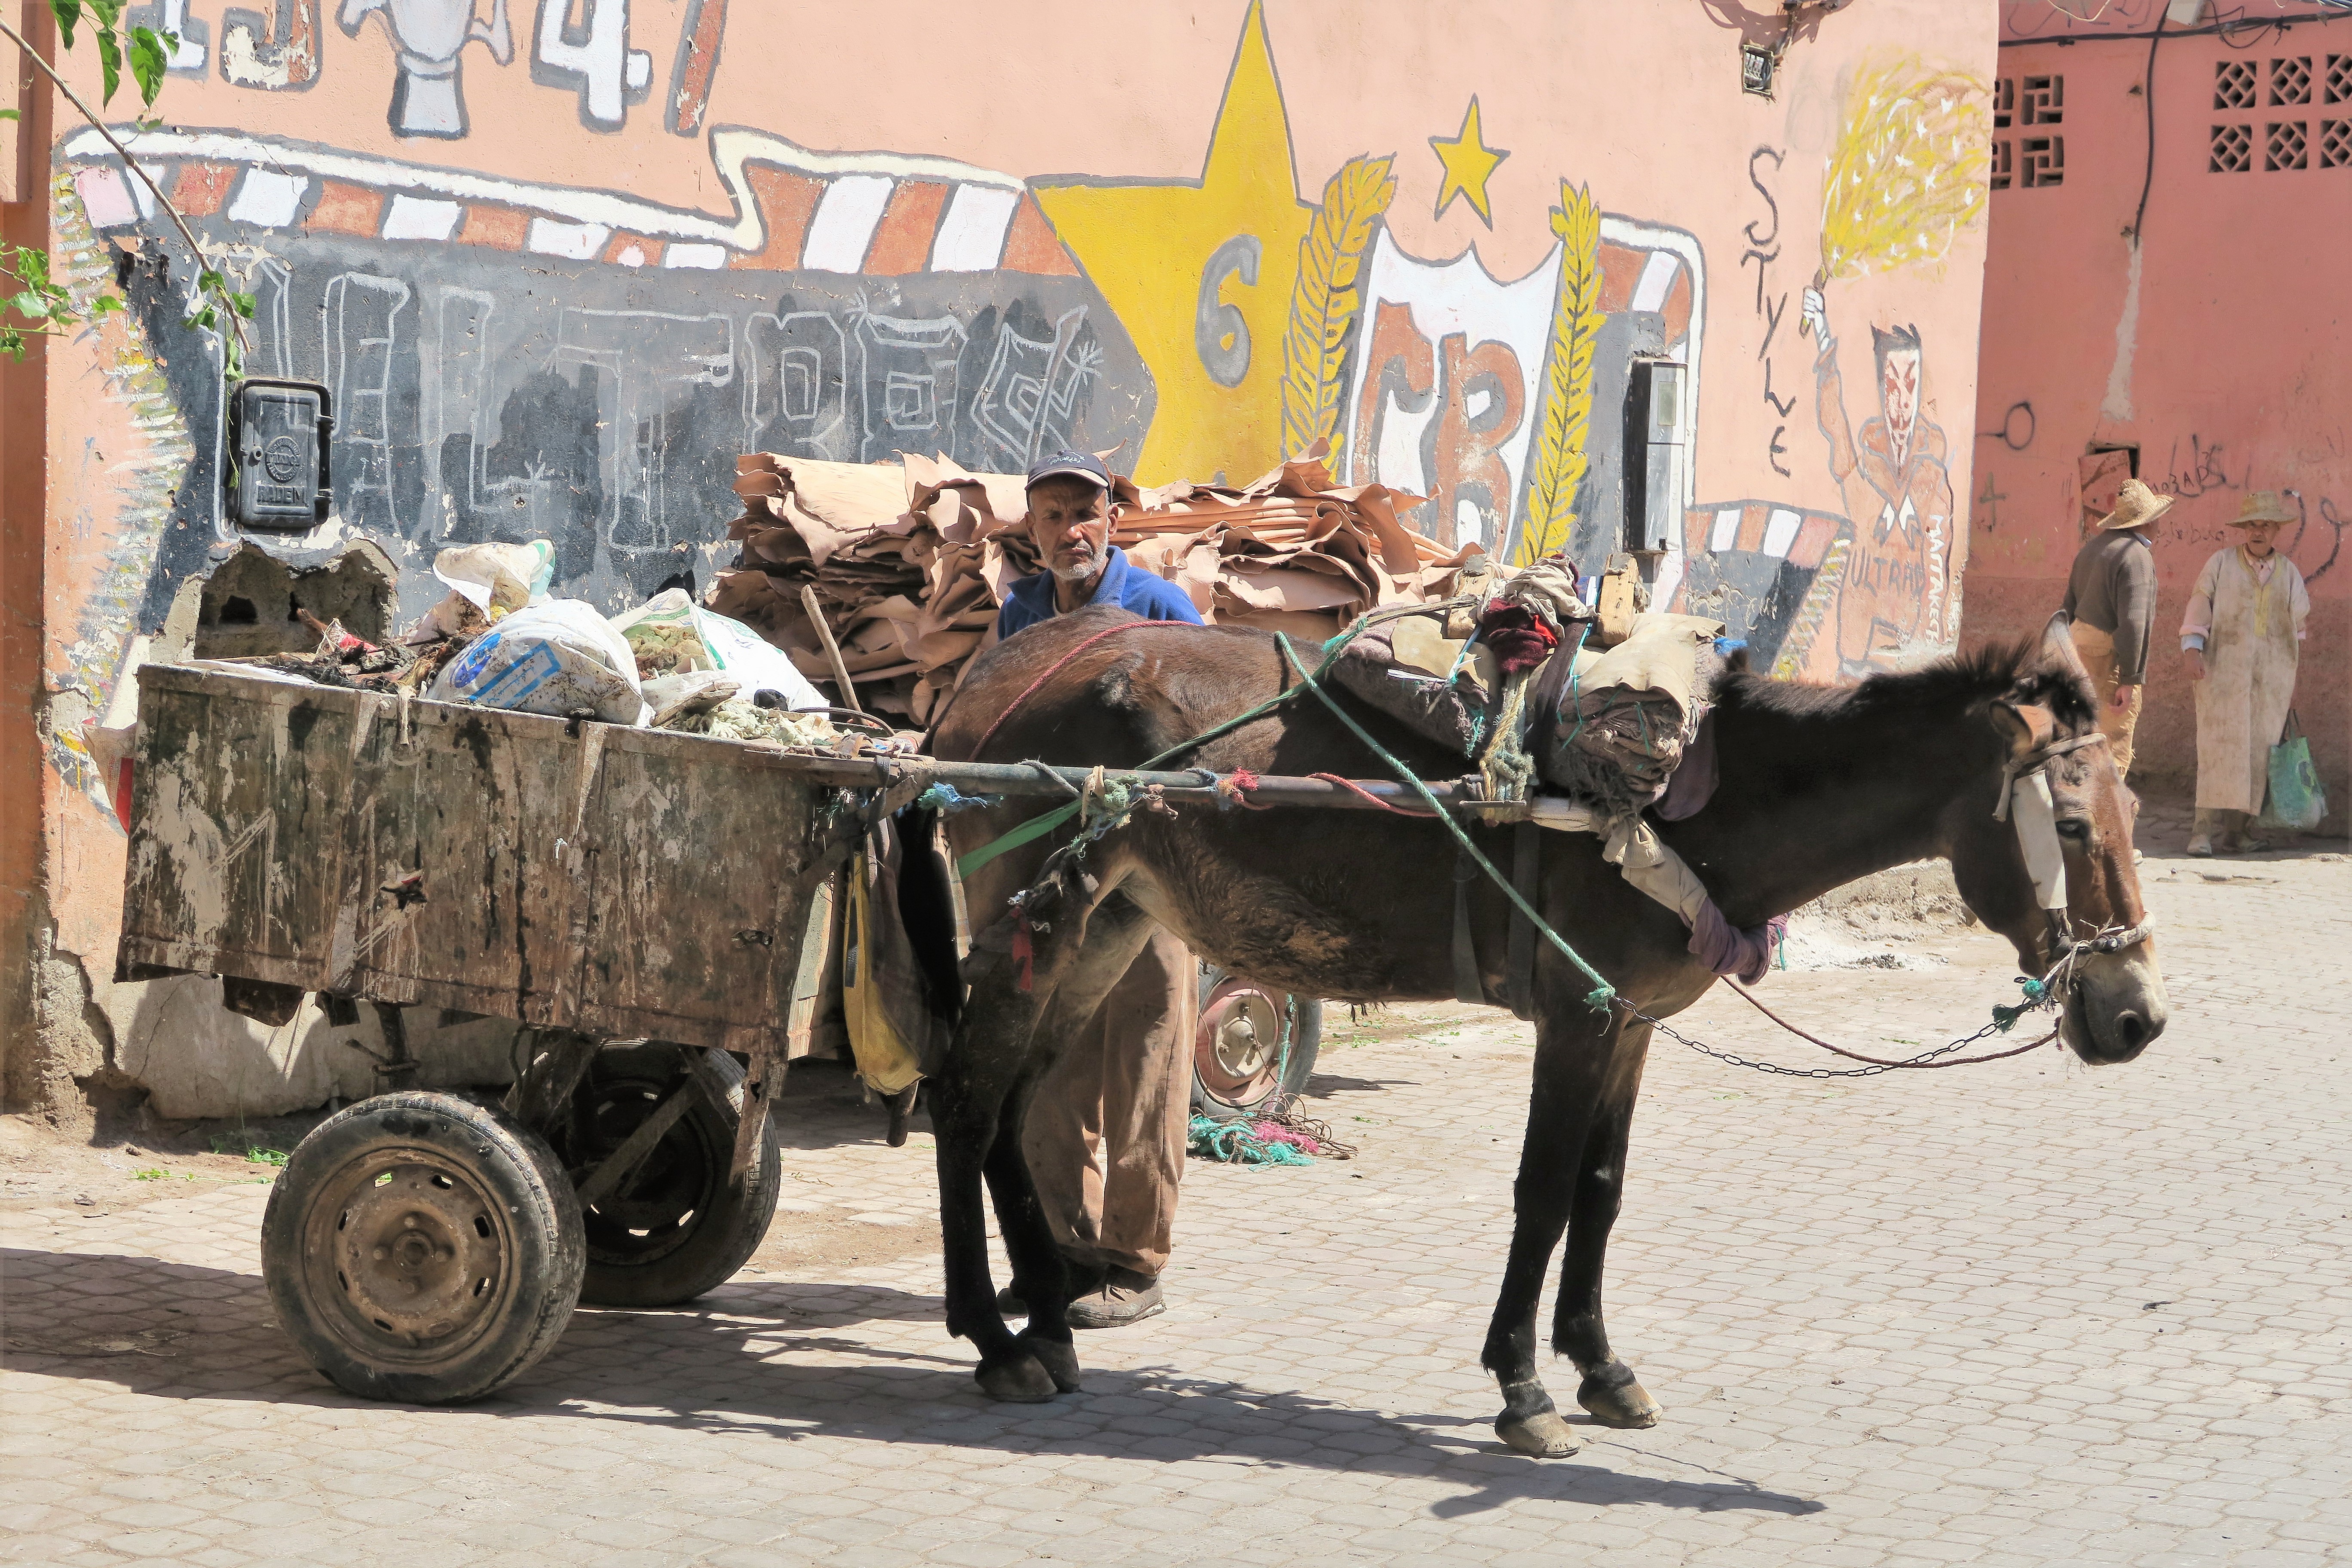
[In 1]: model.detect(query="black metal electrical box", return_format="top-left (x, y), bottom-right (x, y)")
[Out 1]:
top-left (227, 379), bottom-right (333, 530)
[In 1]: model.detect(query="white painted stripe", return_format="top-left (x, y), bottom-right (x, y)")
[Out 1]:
top-left (227, 168), bottom-right (307, 227)
top-left (381, 194), bottom-right (462, 241)
top-left (67, 126), bottom-right (1026, 261)
top-left (1709, 506), bottom-right (1743, 554)
top-left (527, 218), bottom-right (610, 259)
top-left (928, 184), bottom-right (1020, 272)
top-left (74, 168), bottom-right (142, 228)
top-left (663, 242), bottom-right (728, 270)
top-left (1629, 250), bottom-right (1680, 314)
top-left (800, 176), bottom-right (895, 273)
top-left (1763, 508), bottom-right (1805, 558)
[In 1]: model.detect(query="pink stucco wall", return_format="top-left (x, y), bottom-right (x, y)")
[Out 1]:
top-left (7, 0), bottom-right (2000, 1108)
top-left (1968, 0), bottom-right (2349, 817)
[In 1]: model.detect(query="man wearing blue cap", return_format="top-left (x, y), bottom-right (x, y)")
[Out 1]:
top-left (997, 451), bottom-right (1202, 1329)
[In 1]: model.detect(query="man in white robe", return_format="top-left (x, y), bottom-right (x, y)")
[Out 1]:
top-left (2181, 490), bottom-right (2311, 855)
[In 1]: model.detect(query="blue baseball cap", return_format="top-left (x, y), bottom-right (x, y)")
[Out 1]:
top-left (1025, 450), bottom-right (1112, 492)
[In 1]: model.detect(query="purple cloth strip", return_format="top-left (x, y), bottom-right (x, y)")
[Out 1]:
top-left (1688, 900), bottom-right (1787, 985)
top-left (1655, 707), bottom-right (1719, 822)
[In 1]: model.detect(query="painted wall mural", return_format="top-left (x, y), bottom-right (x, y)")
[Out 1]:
top-left (45, 1), bottom-right (1998, 816)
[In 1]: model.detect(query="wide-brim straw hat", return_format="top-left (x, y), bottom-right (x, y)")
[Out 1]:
top-left (2097, 478), bottom-right (2174, 531)
top-left (2229, 489), bottom-right (2297, 526)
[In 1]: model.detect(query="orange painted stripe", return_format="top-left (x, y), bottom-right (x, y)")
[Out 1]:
top-left (462, 206), bottom-right (532, 251)
top-left (668, 0), bottom-right (728, 136)
top-left (1660, 266), bottom-right (1694, 349)
top-left (306, 180), bottom-right (385, 237)
top-left (170, 161), bottom-right (237, 217)
top-left (998, 192), bottom-right (1080, 277)
top-left (862, 180), bottom-right (949, 276)
top-left (730, 165), bottom-right (825, 270)
top-left (1788, 515), bottom-right (1840, 570)
top-left (1736, 505), bottom-right (1769, 554)
top-left (600, 232), bottom-right (666, 266)
top-left (1596, 242), bottom-right (1644, 315)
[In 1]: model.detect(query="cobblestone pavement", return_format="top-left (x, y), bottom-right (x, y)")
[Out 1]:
top-left (5, 838), bottom-right (2349, 1568)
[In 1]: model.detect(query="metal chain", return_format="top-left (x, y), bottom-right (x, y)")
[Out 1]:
top-left (1616, 931), bottom-right (2104, 1080)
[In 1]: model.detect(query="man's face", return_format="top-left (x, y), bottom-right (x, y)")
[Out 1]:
top-left (1026, 477), bottom-right (1112, 582)
top-left (2242, 520), bottom-right (2281, 558)
top-left (1879, 348), bottom-right (1921, 466)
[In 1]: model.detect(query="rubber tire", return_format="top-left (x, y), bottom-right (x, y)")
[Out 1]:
top-left (261, 1091), bottom-right (584, 1405)
top-left (1189, 965), bottom-right (1323, 1123)
top-left (572, 1045), bottom-right (782, 1310)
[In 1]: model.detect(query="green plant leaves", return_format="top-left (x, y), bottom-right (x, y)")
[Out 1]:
top-left (128, 26), bottom-right (169, 107)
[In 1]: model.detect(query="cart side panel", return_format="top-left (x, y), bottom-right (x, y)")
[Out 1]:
top-left (575, 730), bottom-right (819, 1053)
top-left (332, 697), bottom-right (580, 1020)
top-left (119, 669), bottom-right (355, 986)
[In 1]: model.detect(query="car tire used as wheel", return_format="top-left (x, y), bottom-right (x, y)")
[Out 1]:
top-left (1190, 965), bottom-right (1322, 1123)
top-left (570, 1045), bottom-right (782, 1310)
top-left (261, 1090), bottom-right (584, 1405)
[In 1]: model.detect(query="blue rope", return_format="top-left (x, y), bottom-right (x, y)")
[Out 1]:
top-left (916, 781), bottom-right (1002, 813)
top-left (1187, 1113), bottom-right (1314, 1166)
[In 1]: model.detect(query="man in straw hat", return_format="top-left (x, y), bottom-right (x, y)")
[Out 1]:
top-left (2180, 490), bottom-right (2311, 856)
top-left (2061, 477), bottom-right (2167, 778)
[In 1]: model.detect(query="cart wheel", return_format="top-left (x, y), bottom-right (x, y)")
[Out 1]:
top-left (570, 1044), bottom-right (781, 1309)
top-left (261, 1092), bottom-right (583, 1405)
top-left (1190, 967), bottom-right (1322, 1123)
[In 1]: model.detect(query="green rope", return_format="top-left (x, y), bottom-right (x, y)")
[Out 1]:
top-left (1269, 634), bottom-right (1617, 1011)
top-left (1187, 1112), bottom-right (1314, 1166)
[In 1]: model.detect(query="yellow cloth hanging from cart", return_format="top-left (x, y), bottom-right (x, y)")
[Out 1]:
top-left (839, 838), bottom-right (928, 1097)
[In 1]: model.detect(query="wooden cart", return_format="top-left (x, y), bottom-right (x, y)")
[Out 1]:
top-left (116, 667), bottom-right (1443, 1401)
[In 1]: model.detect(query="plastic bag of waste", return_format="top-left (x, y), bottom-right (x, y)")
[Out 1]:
top-left (422, 541), bottom-right (555, 637)
top-left (609, 588), bottom-right (826, 711)
top-left (430, 599), bottom-right (647, 724)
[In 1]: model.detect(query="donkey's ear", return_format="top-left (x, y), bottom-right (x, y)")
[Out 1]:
top-left (1724, 646), bottom-right (1752, 674)
top-left (1991, 701), bottom-right (2059, 760)
top-left (2042, 612), bottom-right (2090, 680)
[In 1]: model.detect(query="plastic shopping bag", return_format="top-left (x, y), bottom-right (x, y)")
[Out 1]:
top-left (431, 599), bottom-right (647, 724)
top-left (2256, 711), bottom-right (2328, 833)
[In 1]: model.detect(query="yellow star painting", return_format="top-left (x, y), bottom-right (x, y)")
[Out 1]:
top-left (1429, 97), bottom-right (1509, 227)
top-left (1033, 1), bottom-right (1311, 484)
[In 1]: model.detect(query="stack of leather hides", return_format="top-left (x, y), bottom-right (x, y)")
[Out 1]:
top-left (709, 451), bottom-right (1486, 725)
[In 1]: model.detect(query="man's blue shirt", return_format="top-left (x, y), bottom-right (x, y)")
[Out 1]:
top-left (995, 545), bottom-right (1205, 639)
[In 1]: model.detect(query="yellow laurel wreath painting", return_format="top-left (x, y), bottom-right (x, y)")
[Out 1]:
top-left (1515, 181), bottom-right (1604, 565)
top-left (1817, 56), bottom-right (1993, 284)
top-left (1280, 153), bottom-right (1398, 462)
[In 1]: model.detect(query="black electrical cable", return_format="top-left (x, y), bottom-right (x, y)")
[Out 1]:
top-left (2132, 12), bottom-right (2163, 243)
top-left (1997, 3), bottom-right (2352, 46)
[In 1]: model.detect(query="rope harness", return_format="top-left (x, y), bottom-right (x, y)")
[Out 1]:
top-left (946, 608), bottom-right (2154, 1072)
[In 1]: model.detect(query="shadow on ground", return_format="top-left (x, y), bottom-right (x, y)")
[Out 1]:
top-left (0, 1246), bottom-right (1821, 1519)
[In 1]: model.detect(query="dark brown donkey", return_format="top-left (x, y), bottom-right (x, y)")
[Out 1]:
top-left (916, 607), bottom-right (2165, 1458)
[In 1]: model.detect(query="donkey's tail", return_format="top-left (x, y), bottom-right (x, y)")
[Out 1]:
top-left (894, 806), bottom-right (966, 1050)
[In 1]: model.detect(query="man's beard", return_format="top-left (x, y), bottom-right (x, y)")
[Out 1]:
top-left (1050, 545), bottom-right (1103, 582)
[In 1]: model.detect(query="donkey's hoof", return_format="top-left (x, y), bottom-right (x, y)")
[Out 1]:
top-left (1020, 1334), bottom-right (1084, 1393)
top-left (974, 1354), bottom-right (1057, 1403)
top-left (1577, 1369), bottom-right (1662, 1429)
top-left (1495, 1409), bottom-right (1580, 1458)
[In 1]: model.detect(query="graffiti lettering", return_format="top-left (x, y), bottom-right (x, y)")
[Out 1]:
top-left (1975, 469), bottom-right (2006, 532)
top-left (1980, 400), bottom-right (2034, 451)
top-left (532, 0), bottom-right (652, 131)
top-left (2286, 491), bottom-right (2345, 583)
top-left (2153, 434), bottom-right (2235, 499)
top-left (1429, 333), bottom-right (1526, 548)
top-left (1194, 234), bottom-right (1262, 389)
top-left (220, 0), bottom-right (322, 90)
top-left (1745, 146), bottom-right (1793, 476)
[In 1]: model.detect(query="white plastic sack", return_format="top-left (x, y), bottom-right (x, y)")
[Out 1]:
top-left (609, 588), bottom-right (826, 711)
top-left (431, 600), bottom-right (647, 724)
top-left (424, 540), bottom-right (554, 637)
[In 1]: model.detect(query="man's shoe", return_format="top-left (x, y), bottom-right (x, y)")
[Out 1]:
top-left (1066, 1267), bottom-right (1165, 1330)
top-left (997, 1262), bottom-right (1108, 1317)
top-left (2186, 835), bottom-right (2214, 857)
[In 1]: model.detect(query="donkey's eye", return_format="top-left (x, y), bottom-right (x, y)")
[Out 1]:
top-left (2056, 819), bottom-right (2092, 841)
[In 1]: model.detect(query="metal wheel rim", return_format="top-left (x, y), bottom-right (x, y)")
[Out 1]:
top-left (577, 1075), bottom-right (718, 1267)
top-left (1196, 983), bottom-right (1287, 1106)
top-left (294, 1146), bottom-right (518, 1369)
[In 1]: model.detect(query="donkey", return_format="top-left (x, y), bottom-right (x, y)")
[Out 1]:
top-left (918, 609), bottom-right (2164, 1457)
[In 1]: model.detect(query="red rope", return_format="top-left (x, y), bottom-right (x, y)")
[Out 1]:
top-left (1305, 772), bottom-right (1438, 816)
top-left (967, 620), bottom-right (1172, 761)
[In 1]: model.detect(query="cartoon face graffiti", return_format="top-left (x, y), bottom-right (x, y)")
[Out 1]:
top-left (1873, 323), bottom-right (1923, 468)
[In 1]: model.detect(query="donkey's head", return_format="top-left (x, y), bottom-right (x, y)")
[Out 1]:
top-left (1948, 616), bottom-right (2167, 1065)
